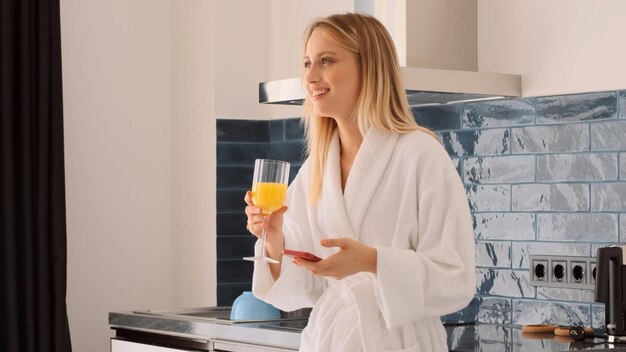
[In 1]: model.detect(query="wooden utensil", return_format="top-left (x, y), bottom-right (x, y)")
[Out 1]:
top-left (521, 324), bottom-right (558, 334)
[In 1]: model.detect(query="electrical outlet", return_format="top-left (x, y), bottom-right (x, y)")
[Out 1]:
top-left (570, 261), bottom-right (587, 285)
top-left (590, 260), bottom-right (597, 286)
top-left (552, 260), bottom-right (567, 283)
top-left (532, 259), bottom-right (548, 281)
top-left (529, 255), bottom-right (596, 290)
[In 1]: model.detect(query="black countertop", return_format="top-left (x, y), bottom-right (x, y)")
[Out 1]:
top-left (447, 324), bottom-right (626, 351)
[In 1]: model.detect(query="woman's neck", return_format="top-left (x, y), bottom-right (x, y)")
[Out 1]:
top-left (336, 119), bottom-right (363, 192)
top-left (336, 120), bottom-right (363, 160)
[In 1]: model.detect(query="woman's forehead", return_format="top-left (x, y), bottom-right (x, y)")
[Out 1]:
top-left (305, 28), bottom-right (347, 53)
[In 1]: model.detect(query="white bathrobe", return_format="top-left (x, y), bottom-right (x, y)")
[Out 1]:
top-left (252, 128), bottom-right (475, 352)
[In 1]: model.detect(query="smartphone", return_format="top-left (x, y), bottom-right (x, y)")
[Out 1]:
top-left (282, 249), bottom-right (322, 262)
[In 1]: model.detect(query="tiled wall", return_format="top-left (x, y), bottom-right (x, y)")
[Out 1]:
top-left (414, 90), bottom-right (626, 328)
top-left (216, 90), bottom-right (626, 327)
top-left (216, 119), bottom-right (304, 305)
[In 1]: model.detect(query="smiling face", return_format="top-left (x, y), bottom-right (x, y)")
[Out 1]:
top-left (303, 28), bottom-right (361, 122)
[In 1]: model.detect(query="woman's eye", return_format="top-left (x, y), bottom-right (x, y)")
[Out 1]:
top-left (303, 61), bottom-right (311, 68)
top-left (321, 57), bottom-right (332, 64)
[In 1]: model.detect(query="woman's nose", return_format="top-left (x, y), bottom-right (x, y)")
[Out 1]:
top-left (304, 64), bottom-right (319, 83)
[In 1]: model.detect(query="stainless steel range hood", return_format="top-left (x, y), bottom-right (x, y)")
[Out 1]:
top-left (259, 66), bottom-right (521, 106)
top-left (259, 0), bottom-right (522, 107)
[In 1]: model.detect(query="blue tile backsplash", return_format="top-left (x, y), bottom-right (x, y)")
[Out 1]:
top-left (216, 119), bottom-right (305, 305)
top-left (216, 89), bottom-right (626, 328)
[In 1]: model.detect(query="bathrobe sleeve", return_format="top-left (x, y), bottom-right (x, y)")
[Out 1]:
top-left (252, 162), bottom-right (327, 311)
top-left (373, 138), bottom-right (476, 329)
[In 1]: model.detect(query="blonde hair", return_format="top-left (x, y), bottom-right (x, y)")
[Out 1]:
top-left (302, 13), bottom-right (437, 203)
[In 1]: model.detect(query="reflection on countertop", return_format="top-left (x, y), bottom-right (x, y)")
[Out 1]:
top-left (446, 323), bottom-right (626, 352)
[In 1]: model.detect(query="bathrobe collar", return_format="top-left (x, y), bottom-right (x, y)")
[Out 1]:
top-left (320, 128), bottom-right (399, 240)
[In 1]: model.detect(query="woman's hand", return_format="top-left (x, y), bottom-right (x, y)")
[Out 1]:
top-left (244, 191), bottom-right (287, 258)
top-left (292, 238), bottom-right (377, 280)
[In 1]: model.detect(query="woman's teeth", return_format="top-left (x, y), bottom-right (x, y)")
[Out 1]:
top-left (312, 89), bottom-right (329, 97)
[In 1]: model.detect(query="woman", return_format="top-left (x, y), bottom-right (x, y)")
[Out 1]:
top-left (244, 13), bottom-right (475, 352)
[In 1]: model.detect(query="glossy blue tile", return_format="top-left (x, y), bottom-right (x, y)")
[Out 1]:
top-left (512, 184), bottom-right (590, 212)
top-left (442, 296), bottom-right (479, 324)
top-left (217, 143), bottom-right (269, 166)
top-left (284, 118), bottom-right (305, 141)
top-left (477, 298), bottom-right (512, 324)
top-left (462, 98), bottom-right (535, 128)
top-left (537, 287), bottom-right (595, 303)
top-left (592, 304), bottom-right (605, 330)
top-left (534, 91), bottom-right (617, 124)
top-left (475, 241), bottom-right (511, 268)
top-left (473, 213), bottom-right (535, 240)
top-left (217, 165), bottom-right (254, 189)
top-left (512, 300), bottom-right (591, 326)
top-left (537, 153), bottom-right (618, 181)
top-left (591, 183), bottom-right (626, 211)
top-left (217, 190), bottom-right (246, 213)
top-left (217, 213), bottom-right (248, 236)
top-left (217, 282), bottom-right (252, 306)
top-left (591, 120), bottom-right (626, 151)
top-left (617, 90), bottom-right (626, 119)
top-left (476, 268), bottom-right (533, 297)
top-left (538, 213), bottom-right (618, 242)
top-left (464, 156), bottom-right (535, 184)
top-left (217, 119), bottom-right (269, 142)
top-left (217, 236), bottom-right (257, 259)
top-left (512, 124), bottom-right (589, 153)
top-left (217, 260), bottom-right (253, 283)
top-left (289, 164), bottom-right (304, 184)
top-left (270, 119), bottom-right (285, 142)
top-left (270, 141), bottom-right (306, 165)
top-left (466, 185), bottom-right (510, 212)
top-left (441, 129), bottom-right (509, 157)
top-left (411, 105), bottom-right (462, 131)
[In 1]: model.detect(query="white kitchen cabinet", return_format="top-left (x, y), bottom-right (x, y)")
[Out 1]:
top-left (112, 339), bottom-right (195, 352)
top-left (111, 336), bottom-right (297, 352)
top-left (479, 0), bottom-right (626, 96)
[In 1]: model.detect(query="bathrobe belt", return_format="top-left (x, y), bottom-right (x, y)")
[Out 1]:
top-left (327, 277), bottom-right (385, 352)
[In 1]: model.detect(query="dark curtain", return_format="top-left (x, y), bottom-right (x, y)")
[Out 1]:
top-left (0, 0), bottom-right (72, 351)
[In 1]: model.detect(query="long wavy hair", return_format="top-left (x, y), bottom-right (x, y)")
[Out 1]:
top-left (302, 13), bottom-right (437, 203)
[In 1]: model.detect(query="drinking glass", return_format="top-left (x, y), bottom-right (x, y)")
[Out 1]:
top-left (243, 159), bottom-right (290, 264)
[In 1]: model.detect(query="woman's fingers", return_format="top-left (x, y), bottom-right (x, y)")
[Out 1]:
top-left (293, 258), bottom-right (341, 279)
top-left (243, 191), bottom-right (254, 206)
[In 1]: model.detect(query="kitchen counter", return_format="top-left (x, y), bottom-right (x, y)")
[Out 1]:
top-left (110, 309), bottom-right (626, 351)
top-left (447, 324), bottom-right (626, 351)
top-left (109, 309), bottom-right (303, 351)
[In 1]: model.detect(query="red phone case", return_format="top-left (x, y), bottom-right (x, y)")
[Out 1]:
top-left (282, 249), bottom-right (322, 262)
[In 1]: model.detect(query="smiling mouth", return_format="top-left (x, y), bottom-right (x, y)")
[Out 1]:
top-left (311, 88), bottom-right (329, 97)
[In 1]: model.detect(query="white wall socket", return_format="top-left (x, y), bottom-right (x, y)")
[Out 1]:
top-left (529, 255), bottom-right (596, 290)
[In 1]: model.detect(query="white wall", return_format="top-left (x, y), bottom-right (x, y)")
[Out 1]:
top-left (213, 0), bottom-right (274, 120)
top-left (60, 1), bottom-right (373, 350)
top-left (170, 1), bottom-right (216, 308)
top-left (268, 0), bottom-right (354, 119)
top-left (478, 0), bottom-right (626, 96)
top-left (62, 0), bottom-right (216, 351)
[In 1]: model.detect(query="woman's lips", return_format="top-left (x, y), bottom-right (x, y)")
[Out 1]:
top-left (311, 88), bottom-right (329, 99)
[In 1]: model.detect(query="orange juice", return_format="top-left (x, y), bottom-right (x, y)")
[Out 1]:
top-left (252, 182), bottom-right (288, 215)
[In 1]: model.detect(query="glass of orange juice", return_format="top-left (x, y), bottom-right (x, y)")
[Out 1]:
top-left (243, 159), bottom-right (290, 264)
